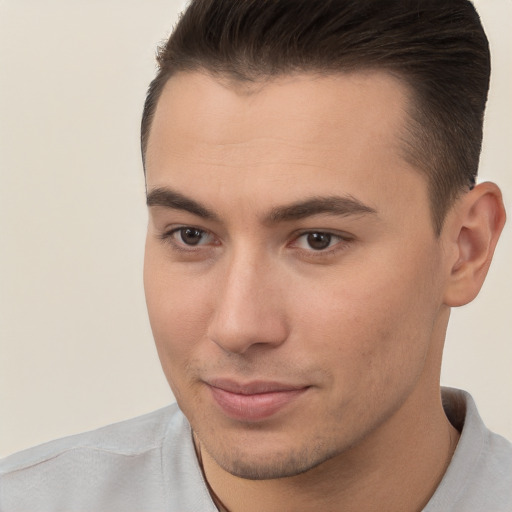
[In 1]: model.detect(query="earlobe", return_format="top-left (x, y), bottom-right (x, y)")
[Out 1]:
top-left (443, 182), bottom-right (506, 307)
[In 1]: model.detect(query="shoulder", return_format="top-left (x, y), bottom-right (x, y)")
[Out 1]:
top-left (473, 425), bottom-right (512, 504)
top-left (425, 388), bottom-right (512, 511)
top-left (0, 403), bottom-right (190, 512)
top-left (0, 403), bottom-right (180, 474)
top-left (451, 426), bottom-right (512, 511)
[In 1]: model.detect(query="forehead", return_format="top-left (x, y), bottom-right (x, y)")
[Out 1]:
top-left (145, 71), bottom-right (427, 222)
top-left (146, 70), bottom-right (410, 163)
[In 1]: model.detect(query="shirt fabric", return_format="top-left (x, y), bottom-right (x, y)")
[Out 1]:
top-left (1, 388), bottom-right (511, 511)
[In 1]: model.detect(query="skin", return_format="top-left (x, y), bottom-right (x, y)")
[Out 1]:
top-left (143, 71), bottom-right (505, 511)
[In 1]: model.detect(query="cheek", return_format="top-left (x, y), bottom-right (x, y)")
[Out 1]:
top-left (143, 246), bottom-right (213, 378)
top-left (290, 252), bottom-right (441, 389)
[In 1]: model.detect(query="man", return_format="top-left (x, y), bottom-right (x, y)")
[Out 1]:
top-left (1, 0), bottom-right (510, 510)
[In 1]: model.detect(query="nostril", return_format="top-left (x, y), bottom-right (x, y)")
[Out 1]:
top-left (207, 308), bottom-right (289, 355)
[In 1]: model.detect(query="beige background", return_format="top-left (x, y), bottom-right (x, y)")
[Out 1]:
top-left (0, 0), bottom-right (510, 458)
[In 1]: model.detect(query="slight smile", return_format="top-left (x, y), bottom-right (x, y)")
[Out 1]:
top-left (206, 379), bottom-right (310, 422)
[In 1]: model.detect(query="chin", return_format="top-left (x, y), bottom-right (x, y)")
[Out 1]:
top-left (201, 434), bottom-right (339, 481)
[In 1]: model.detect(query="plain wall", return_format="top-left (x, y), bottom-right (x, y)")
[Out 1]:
top-left (0, 0), bottom-right (511, 458)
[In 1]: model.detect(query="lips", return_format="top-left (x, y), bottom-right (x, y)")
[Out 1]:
top-left (206, 379), bottom-right (309, 422)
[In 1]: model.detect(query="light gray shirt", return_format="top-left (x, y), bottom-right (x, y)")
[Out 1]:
top-left (1, 388), bottom-right (511, 511)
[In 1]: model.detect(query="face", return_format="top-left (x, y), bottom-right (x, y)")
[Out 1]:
top-left (144, 71), bottom-right (451, 479)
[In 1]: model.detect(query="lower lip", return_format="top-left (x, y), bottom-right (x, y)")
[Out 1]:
top-left (208, 385), bottom-right (308, 422)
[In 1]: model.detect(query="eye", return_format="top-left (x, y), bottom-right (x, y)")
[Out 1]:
top-left (177, 227), bottom-right (208, 246)
top-left (164, 227), bottom-right (216, 247)
top-left (292, 231), bottom-right (345, 251)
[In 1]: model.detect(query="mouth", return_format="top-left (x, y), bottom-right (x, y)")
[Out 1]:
top-left (205, 378), bottom-right (310, 422)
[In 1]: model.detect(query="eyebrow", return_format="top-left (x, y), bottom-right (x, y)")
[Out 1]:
top-left (146, 187), bottom-right (219, 220)
top-left (266, 196), bottom-right (377, 223)
top-left (146, 187), bottom-right (377, 223)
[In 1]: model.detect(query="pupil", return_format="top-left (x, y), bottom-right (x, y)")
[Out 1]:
top-left (181, 228), bottom-right (202, 245)
top-left (307, 232), bottom-right (331, 250)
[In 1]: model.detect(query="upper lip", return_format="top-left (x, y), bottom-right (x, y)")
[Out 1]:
top-left (206, 378), bottom-right (308, 395)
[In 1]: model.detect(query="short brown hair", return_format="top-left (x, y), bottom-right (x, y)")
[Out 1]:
top-left (141, 0), bottom-right (490, 234)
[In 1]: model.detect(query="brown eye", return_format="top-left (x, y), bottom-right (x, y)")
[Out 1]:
top-left (179, 227), bottom-right (206, 246)
top-left (306, 232), bottom-right (332, 250)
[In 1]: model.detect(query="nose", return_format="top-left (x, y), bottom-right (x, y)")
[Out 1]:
top-left (207, 251), bottom-right (289, 355)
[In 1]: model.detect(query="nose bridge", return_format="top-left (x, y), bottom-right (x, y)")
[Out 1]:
top-left (207, 245), bottom-right (289, 354)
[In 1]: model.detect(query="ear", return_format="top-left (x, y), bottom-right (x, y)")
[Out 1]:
top-left (443, 182), bottom-right (506, 307)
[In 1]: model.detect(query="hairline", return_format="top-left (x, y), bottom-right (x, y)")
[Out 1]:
top-left (142, 66), bottom-right (458, 237)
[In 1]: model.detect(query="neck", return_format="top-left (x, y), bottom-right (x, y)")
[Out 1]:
top-left (196, 384), bottom-right (459, 512)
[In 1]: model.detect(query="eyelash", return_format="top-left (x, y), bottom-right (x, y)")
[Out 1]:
top-left (158, 227), bottom-right (218, 253)
top-left (159, 226), bottom-right (353, 258)
top-left (292, 233), bottom-right (354, 262)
